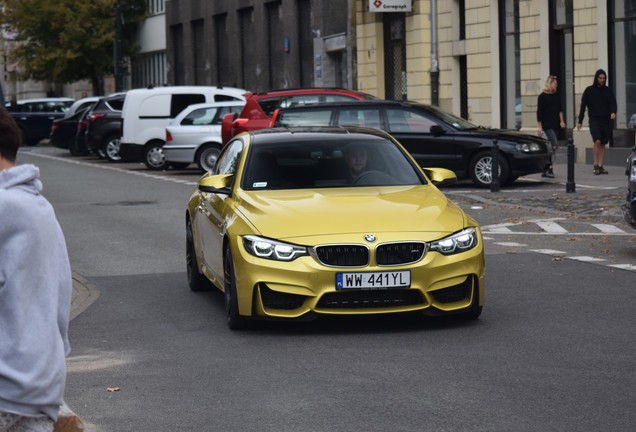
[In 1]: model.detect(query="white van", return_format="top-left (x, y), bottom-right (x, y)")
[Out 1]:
top-left (119, 86), bottom-right (246, 170)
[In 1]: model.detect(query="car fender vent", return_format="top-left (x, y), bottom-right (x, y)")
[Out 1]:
top-left (259, 284), bottom-right (306, 310)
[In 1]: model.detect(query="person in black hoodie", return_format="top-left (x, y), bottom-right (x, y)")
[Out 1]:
top-left (577, 68), bottom-right (617, 175)
top-left (537, 75), bottom-right (565, 178)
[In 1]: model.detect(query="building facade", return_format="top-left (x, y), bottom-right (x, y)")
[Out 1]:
top-left (164, 0), bottom-right (357, 92)
top-left (355, 0), bottom-right (636, 159)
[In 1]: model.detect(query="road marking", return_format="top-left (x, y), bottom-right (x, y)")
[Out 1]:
top-left (591, 223), bottom-right (626, 234)
top-left (530, 249), bottom-right (566, 255)
top-left (608, 264), bottom-right (636, 271)
top-left (494, 242), bottom-right (528, 247)
top-left (567, 256), bottom-right (606, 262)
top-left (535, 221), bottom-right (568, 234)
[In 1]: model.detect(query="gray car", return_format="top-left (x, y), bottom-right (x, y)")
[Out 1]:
top-left (163, 101), bottom-right (245, 172)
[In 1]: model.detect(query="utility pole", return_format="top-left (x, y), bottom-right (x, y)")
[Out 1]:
top-left (114, 1), bottom-right (124, 92)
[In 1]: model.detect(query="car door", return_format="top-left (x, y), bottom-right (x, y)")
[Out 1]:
top-left (197, 139), bottom-right (243, 282)
top-left (384, 107), bottom-right (467, 172)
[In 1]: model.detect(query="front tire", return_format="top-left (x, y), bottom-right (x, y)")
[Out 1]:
top-left (186, 217), bottom-right (212, 292)
top-left (224, 245), bottom-right (249, 330)
top-left (469, 151), bottom-right (510, 187)
top-left (143, 140), bottom-right (168, 170)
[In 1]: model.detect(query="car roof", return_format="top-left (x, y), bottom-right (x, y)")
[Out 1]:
top-left (245, 125), bottom-right (394, 143)
top-left (15, 97), bottom-right (75, 104)
top-left (179, 101), bottom-right (246, 112)
top-left (126, 85), bottom-right (247, 96)
top-left (244, 88), bottom-right (377, 99)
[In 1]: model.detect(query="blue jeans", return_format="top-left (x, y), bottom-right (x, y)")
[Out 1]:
top-left (544, 129), bottom-right (558, 164)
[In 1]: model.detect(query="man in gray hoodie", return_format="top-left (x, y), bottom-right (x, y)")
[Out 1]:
top-left (0, 107), bottom-right (72, 431)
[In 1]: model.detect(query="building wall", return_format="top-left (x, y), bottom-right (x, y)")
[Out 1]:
top-left (355, 0), bottom-right (634, 154)
top-left (164, 0), bottom-right (354, 92)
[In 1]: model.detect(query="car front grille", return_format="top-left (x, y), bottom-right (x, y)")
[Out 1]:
top-left (314, 242), bottom-right (427, 267)
top-left (376, 242), bottom-right (426, 265)
top-left (314, 245), bottom-right (369, 267)
top-left (317, 289), bottom-right (425, 309)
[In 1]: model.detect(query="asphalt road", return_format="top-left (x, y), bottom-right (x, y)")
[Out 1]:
top-left (17, 146), bottom-right (636, 432)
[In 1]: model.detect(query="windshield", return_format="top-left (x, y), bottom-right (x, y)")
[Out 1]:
top-left (425, 105), bottom-right (479, 131)
top-left (242, 135), bottom-right (425, 190)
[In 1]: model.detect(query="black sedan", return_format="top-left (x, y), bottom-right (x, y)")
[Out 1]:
top-left (271, 100), bottom-right (551, 187)
top-left (624, 146), bottom-right (636, 229)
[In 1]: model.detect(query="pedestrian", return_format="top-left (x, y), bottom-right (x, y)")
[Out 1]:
top-left (537, 75), bottom-right (566, 178)
top-left (576, 68), bottom-right (617, 175)
top-left (0, 107), bottom-right (73, 432)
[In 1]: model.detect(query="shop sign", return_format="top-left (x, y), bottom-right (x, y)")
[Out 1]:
top-left (369, 0), bottom-right (412, 12)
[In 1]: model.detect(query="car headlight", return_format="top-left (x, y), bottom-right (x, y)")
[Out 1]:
top-left (243, 235), bottom-right (308, 261)
top-left (429, 228), bottom-right (478, 255)
top-left (516, 142), bottom-right (542, 153)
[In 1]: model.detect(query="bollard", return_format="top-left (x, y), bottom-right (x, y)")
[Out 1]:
top-left (490, 139), bottom-right (500, 192)
top-left (566, 137), bottom-right (576, 193)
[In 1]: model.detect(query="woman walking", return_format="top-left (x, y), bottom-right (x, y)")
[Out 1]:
top-left (537, 75), bottom-right (565, 178)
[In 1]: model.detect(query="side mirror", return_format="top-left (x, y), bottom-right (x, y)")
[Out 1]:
top-left (430, 125), bottom-right (445, 136)
top-left (422, 167), bottom-right (457, 187)
top-left (198, 174), bottom-right (233, 194)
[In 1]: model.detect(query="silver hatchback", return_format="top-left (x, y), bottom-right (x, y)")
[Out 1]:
top-left (164, 101), bottom-right (245, 172)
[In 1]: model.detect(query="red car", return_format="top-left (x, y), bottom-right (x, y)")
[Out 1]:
top-left (221, 88), bottom-right (377, 144)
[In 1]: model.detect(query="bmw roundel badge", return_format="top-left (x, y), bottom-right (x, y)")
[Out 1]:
top-left (364, 234), bottom-right (376, 242)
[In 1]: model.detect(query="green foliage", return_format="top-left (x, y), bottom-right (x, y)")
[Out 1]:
top-left (0, 0), bottom-right (146, 92)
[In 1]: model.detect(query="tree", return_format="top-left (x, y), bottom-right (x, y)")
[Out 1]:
top-left (0, 0), bottom-right (146, 95)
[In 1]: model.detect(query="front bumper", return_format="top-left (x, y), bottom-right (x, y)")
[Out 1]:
top-left (224, 233), bottom-right (486, 321)
top-left (623, 188), bottom-right (636, 229)
top-left (507, 151), bottom-right (551, 177)
top-left (119, 143), bottom-right (143, 162)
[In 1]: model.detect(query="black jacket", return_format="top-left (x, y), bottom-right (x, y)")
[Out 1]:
top-left (537, 92), bottom-right (562, 131)
top-left (578, 69), bottom-right (617, 122)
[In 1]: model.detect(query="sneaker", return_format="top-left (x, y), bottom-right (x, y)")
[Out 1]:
top-left (598, 166), bottom-right (608, 174)
top-left (593, 164), bottom-right (601, 175)
top-left (541, 168), bottom-right (555, 178)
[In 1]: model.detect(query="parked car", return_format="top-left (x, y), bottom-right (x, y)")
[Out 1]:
top-left (65, 96), bottom-right (100, 118)
top-left (85, 93), bottom-right (126, 162)
top-left (186, 126), bottom-right (485, 329)
top-left (220, 88), bottom-right (378, 145)
top-left (628, 113), bottom-right (636, 130)
top-left (163, 101), bottom-right (245, 172)
top-left (271, 100), bottom-right (551, 187)
top-left (49, 103), bottom-right (96, 151)
top-left (119, 85), bottom-right (247, 170)
top-left (5, 97), bottom-right (74, 145)
top-left (624, 146), bottom-right (636, 229)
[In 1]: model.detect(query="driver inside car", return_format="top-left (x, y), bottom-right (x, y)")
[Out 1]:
top-left (345, 145), bottom-right (369, 182)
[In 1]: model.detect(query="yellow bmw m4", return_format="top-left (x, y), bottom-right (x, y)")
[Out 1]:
top-left (186, 126), bottom-right (485, 329)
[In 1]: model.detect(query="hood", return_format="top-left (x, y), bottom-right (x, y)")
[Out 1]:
top-left (594, 68), bottom-right (607, 86)
top-left (0, 164), bottom-right (42, 195)
top-left (466, 127), bottom-right (547, 145)
top-left (234, 185), bottom-right (467, 241)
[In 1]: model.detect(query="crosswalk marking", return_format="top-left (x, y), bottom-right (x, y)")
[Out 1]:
top-left (608, 264), bottom-right (636, 271)
top-left (567, 256), bottom-right (606, 262)
top-left (535, 221), bottom-right (568, 234)
top-left (591, 223), bottom-right (627, 234)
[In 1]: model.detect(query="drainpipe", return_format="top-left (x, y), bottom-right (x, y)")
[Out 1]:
top-left (430, 0), bottom-right (439, 106)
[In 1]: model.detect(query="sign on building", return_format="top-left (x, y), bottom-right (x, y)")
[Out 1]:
top-left (369, 0), bottom-right (412, 13)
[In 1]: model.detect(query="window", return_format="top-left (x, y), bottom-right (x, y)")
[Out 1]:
top-left (387, 109), bottom-right (436, 133)
top-left (612, 2), bottom-right (636, 129)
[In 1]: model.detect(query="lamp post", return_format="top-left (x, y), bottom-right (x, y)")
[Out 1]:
top-left (114, 1), bottom-right (124, 92)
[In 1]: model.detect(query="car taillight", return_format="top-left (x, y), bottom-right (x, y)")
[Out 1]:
top-left (88, 113), bottom-right (105, 122)
top-left (166, 130), bottom-right (173, 142)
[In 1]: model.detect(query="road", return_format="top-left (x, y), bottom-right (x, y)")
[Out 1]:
top-left (17, 147), bottom-right (636, 431)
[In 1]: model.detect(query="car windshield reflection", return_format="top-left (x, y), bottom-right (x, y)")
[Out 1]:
top-left (241, 137), bottom-right (425, 190)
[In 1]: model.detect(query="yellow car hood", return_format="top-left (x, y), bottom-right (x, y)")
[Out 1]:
top-left (234, 186), bottom-right (467, 240)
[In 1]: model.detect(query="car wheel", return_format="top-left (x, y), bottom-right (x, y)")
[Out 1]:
top-left (224, 244), bottom-right (249, 330)
top-left (469, 151), bottom-right (510, 187)
top-left (69, 139), bottom-right (88, 156)
top-left (104, 135), bottom-right (122, 162)
top-left (186, 217), bottom-right (212, 292)
top-left (196, 144), bottom-right (222, 172)
top-left (143, 140), bottom-right (168, 170)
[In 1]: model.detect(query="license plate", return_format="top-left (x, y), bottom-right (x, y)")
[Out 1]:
top-left (336, 271), bottom-right (411, 290)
